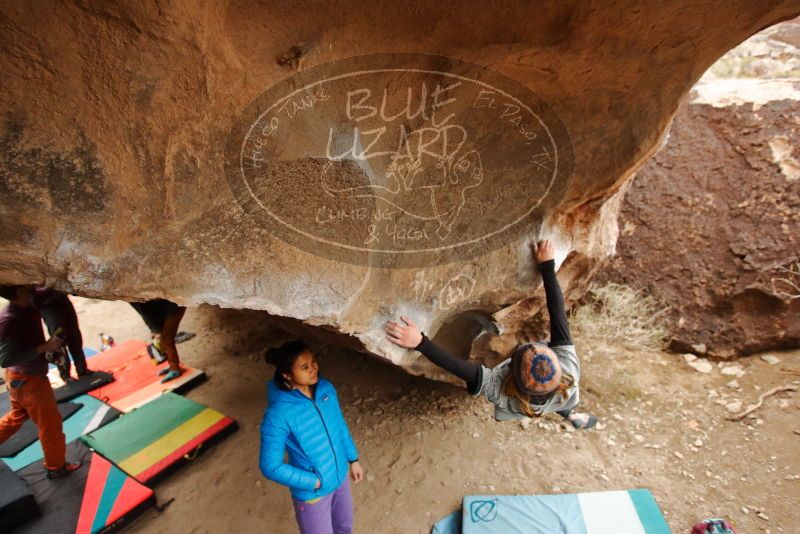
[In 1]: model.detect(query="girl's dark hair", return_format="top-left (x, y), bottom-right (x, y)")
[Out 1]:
top-left (265, 340), bottom-right (310, 391)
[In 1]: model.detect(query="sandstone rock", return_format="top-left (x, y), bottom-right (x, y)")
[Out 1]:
top-left (721, 365), bottom-right (746, 377)
top-left (726, 400), bottom-right (743, 413)
top-left (688, 358), bottom-right (713, 373)
top-left (761, 354), bottom-right (781, 365)
top-left (1, 1), bottom-right (799, 378)
top-left (600, 64), bottom-right (800, 359)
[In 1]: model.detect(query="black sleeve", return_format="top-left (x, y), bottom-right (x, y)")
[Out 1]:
top-left (415, 335), bottom-right (482, 394)
top-left (538, 259), bottom-right (572, 346)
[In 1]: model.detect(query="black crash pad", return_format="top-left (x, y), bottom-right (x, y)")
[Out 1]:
top-left (53, 371), bottom-right (114, 402)
top-left (0, 461), bottom-right (39, 532)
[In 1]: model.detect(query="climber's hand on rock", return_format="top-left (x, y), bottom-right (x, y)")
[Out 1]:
top-left (384, 316), bottom-right (422, 349)
top-left (533, 239), bottom-right (555, 264)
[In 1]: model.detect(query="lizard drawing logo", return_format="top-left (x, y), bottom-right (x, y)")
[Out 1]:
top-left (320, 124), bottom-right (484, 241)
top-left (225, 53), bottom-right (574, 267)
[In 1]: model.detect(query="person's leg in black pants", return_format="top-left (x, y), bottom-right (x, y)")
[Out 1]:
top-left (41, 310), bottom-right (71, 380)
top-left (41, 302), bottom-right (89, 377)
top-left (61, 305), bottom-right (88, 376)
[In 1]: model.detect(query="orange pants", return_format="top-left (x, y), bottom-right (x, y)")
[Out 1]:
top-left (0, 370), bottom-right (66, 470)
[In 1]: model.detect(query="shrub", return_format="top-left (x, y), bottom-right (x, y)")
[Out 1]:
top-left (570, 282), bottom-right (669, 351)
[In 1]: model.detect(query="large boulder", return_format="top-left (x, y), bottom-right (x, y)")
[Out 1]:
top-left (2, 1), bottom-right (799, 378)
top-left (600, 93), bottom-right (800, 358)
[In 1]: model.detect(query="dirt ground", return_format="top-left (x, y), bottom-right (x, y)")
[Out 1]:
top-left (45, 297), bottom-right (797, 534)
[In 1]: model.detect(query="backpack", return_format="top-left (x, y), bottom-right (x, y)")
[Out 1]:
top-left (692, 518), bottom-right (737, 534)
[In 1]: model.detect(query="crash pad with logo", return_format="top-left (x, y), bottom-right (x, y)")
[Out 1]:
top-left (433, 489), bottom-right (670, 534)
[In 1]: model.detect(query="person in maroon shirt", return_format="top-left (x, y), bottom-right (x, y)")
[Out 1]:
top-left (0, 284), bottom-right (79, 478)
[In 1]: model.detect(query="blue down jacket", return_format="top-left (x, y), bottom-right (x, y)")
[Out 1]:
top-left (259, 377), bottom-right (358, 501)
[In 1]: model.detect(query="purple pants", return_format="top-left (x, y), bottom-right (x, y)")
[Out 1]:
top-left (293, 478), bottom-right (354, 534)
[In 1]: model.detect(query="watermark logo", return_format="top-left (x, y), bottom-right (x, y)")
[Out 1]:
top-left (224, 54), bottom-right (573, 267)
top-left (469, 498), bottom-right (498, 523)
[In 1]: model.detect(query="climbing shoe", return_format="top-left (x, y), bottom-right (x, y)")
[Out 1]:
top-left (46, 463), bottom-right (80, 479)
top-left (159, 369), bottom-right (182, 383)
top-left (568, 412), bottom-right (599, 430)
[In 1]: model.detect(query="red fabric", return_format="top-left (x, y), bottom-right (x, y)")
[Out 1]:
top-left (85, 340), bottom-right (160, 402)
top-left (75, 453), bottom-right (110, 534)
top-left (106, 476), bottom-right (154, 525)
top-left (85, 339), bottom-right (203, 412)
top-left (0, 370), bottom-right (65, 469)
top-left (76, 452), bottom-right (155, 533)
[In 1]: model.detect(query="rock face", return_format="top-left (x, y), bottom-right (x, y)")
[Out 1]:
top-left (1, 1), bottom-right (799, 379)
top-left (600, 97), bottom-right (800, 358)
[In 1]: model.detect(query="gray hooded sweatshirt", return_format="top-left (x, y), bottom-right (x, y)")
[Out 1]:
top-left (473, 344), bottom-right (580, 421)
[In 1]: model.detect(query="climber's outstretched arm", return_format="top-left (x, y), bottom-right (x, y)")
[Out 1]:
top-left (384, 316), bottom-right (482, 393)
top-left (533, 240), bottom-right (572, 347)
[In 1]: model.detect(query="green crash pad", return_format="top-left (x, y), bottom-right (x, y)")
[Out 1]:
top-left (81, 392), bottom-right (237, 484)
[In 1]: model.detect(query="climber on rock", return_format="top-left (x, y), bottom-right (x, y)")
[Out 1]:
top-left (129, 299), bottom-right (186, 383)
top-left (385, 239), bottom-right (598, 429)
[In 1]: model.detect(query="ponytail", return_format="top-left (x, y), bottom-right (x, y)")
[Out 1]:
top-left (264, 340), bottom-right (310, 391)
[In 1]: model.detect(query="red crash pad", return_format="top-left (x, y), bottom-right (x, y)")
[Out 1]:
top-left (84, 340), bottom-right (205, 413)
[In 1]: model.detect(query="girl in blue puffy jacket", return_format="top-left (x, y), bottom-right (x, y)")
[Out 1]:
top-left (260, 340), bottom-right (364, 534)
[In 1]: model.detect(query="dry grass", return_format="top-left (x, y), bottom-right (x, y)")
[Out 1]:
top-left (570, 282), bottom-right (669, 351)
top-left (771, 260), bottom-right (800, 300)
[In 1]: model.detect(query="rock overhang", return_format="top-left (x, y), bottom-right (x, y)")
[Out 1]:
top-left (2, 1), bottom-right (800, 380)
